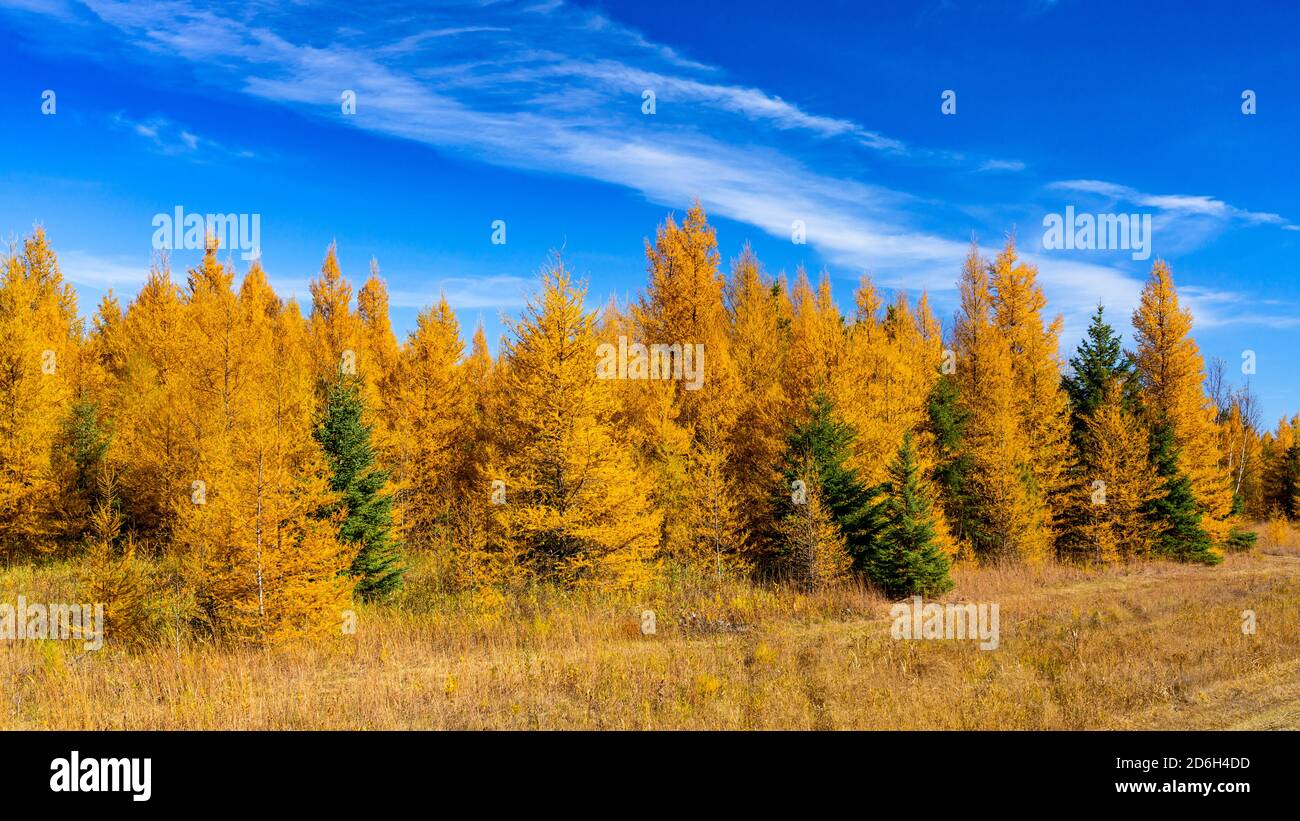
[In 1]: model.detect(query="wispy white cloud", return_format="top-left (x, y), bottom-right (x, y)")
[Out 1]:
top-left (376, 26), bottom-right (511, 56)
top-left (487, 58), bottom-right (908, 150)
top-left (2, 0), bottom-right (1283, 336)
top-left (388, 275), bottom-right (532, 311)
top-left (1179, 285), bottom-right (1300, 329)
top-left (1049, 179), bottom-right (1293, 229)
top-left (1, 0), bottom-right (76, 17)
top-left (57, 249), bottom-right (150, 290)
top-left (110, 112), bottom-right (253, 159)
top-left (38, 0), bottom-right (1013, 286)
top-left (977, 159), bottom-right (1027, 173)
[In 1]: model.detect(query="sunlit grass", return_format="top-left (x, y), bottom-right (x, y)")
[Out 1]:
top-left (2, 548), bottom-right (1297, 729)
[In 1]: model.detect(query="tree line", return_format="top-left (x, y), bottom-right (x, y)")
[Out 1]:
top-left (1, 203), bottom-right (1295, 645)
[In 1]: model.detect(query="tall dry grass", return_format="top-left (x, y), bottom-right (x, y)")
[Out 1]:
top-left (1, 548), bottom-right (1297, 729)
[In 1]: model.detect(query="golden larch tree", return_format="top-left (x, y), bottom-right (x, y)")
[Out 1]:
top-left (491, 257), bottom-right (660, 591)
top-left (1259, 415), bottom-right (1300, 519)
top-left (308, 241), bottom-right (361, 389)
top-left (1066, 380), bottom-right (1159, 562)
top-left (724, 246), bottom-right (792, 540)
top-left (356, 262), bottom-right (402, 454)
top-left (1130, 260), bottom-right (1234, 541)
top-left (989, 236), bottom-right (1073, 544)
top-left (108, 257), bottom-right (192, 538)
top-left (784, 267), bottom-right (844, 415)
top-left (953, 241), bottom-right (1049, 562)
top-left (776, 463), bottom-right (851, 589)
top-left (443, 321), bottom-right (508, 589)
top-left (175, 259), bottom-right (350, 644)
top-left (393, 295), bottom-right (468, 547)
top-left (632, 204), bottom-right (745, 571)
top-left (0, 228), bottom-right (80, 555)
top-left (634, 202), bottom-right (739, 437)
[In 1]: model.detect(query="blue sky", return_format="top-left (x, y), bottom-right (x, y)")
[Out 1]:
top-left (2, 0), bottom-right (1297, 422)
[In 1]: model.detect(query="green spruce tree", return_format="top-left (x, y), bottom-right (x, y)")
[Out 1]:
top-left (924, 374), bottom-right (985, 556)
top-left (1063, 304), bottom-right (1137, 448)
top-left (1145, 422), bottom-right (1221, 565)
top-left (316, 376), bottom-right (405, 599)
top-left (772, 393), bottom-right (883, 574)
top-left (867, 433), bottom-right (953, 596)
top-left (53, 400), bottom-right (113, 543)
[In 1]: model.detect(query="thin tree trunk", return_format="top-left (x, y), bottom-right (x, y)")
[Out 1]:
top-left (255, 451), bottom-right (266, 642)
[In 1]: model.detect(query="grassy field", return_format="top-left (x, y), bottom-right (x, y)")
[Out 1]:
top-left (2, 535), bottom-right (1298, 730)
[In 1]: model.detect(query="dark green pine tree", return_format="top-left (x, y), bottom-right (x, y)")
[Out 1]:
top-left (57, 399), bottom-right (111, 502)
top-left (53, 400), bottom-right (113, 541)
top-left (772, 393), bottom-right (883, 573)
top-left (867, 433), bottom-right (954, 597)
top-left (1144, 423), bottom-right (1221, 565)
top-left (1062, 304), bottom-right (1138, 448)
top-left (924, 374), bottom-right (987, 554)
top-left (315, 376), bottom-right (406, 599)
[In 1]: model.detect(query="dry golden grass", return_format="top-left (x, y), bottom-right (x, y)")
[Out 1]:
top-left (2, 548), bottom-right (1297, 729)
